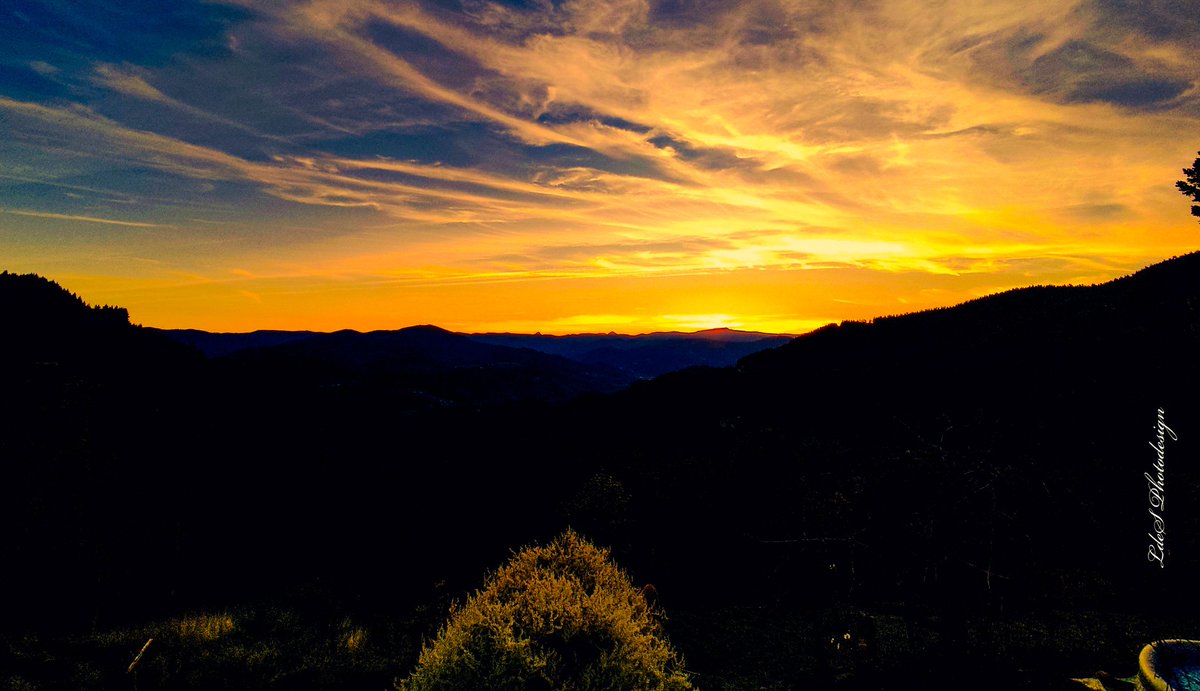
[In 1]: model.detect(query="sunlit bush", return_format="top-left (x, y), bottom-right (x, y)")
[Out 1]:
top-left (175, 611), bottom-right (236, 642)
top-left (396, 529), bottom-right (693, 690)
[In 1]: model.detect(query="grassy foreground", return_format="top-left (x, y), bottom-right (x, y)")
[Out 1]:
top-left (0, 531), bottom-right (1183, 690)
top-left (3, 604), bottom-right (420, 690)
top-left (1, 604), bottom-right (1165, 690)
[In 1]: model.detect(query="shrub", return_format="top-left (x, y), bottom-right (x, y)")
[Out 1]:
top-left (395, 529), bottom-right (694, 690)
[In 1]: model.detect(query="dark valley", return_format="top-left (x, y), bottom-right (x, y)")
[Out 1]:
top-left (3, 254), bottom-right (1200, 689)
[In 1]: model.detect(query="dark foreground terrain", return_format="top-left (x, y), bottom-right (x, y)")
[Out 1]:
top-left (4, 253), bottom-right (1200, 689)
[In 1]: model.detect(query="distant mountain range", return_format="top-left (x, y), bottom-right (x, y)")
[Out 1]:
top-left (190, 325), bottom-right (632, 407)
top-left (469, 328), bottom-right (793, 380)
top-left (150, 324), bottom-right (794, 405)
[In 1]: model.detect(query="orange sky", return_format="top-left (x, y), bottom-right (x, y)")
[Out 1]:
top-left (2, 1), bottom-right (1198, 333)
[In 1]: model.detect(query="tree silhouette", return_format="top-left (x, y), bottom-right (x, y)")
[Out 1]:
top-left (1179, 150), bottom-right (1200, 221)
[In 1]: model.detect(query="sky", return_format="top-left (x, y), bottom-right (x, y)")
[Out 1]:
top-left (2, 0), bottom-right (1199, 334)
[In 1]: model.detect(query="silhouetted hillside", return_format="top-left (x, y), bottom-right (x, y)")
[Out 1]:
top-left (0, 272), bottom-right (204, 635)
top-left (741, 253), bottom-right (1200, 380)
top-left (554, 253), bottom-right (1200, 610)
top-left (0, 271), bottom-right (190, 368)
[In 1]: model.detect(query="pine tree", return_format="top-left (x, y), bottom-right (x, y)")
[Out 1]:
top-left (1178, 150), bottom-right (1200, 222)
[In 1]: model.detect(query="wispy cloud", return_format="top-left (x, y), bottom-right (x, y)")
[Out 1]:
top-left (91, 63), bottom-right (279, 138)
top-left (1, 207), bottom-right (170, 228)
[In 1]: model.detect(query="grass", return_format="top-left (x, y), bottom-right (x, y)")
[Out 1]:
top-left (0, 599), bottom-right (1183, 690)
top-left (1, 604), bottom-right (424, 690)
top-left (175, 612), bottom-right (236, 642)
top-left (3, 550), bottom-right (1194, 691)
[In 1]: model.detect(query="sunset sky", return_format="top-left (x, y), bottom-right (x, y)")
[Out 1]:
top-left (2, 0), bottom-right (1199, 334)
